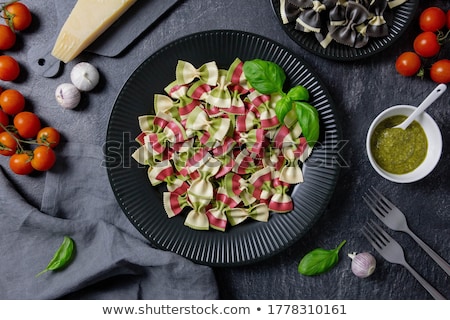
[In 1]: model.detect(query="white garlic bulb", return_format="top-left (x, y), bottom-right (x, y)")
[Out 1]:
top-left (348, 252), bottom-right (376, 278)
top-left (55, 83), bottom-right (81, 109)
top-left (70, 62), bottom-right (100, 92)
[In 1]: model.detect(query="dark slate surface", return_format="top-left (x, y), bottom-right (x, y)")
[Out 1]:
top-left (1, 0), bottom-right (449, 300)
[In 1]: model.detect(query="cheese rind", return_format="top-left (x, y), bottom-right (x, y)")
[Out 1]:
top-left (51, 0), bottom-right (137, 63)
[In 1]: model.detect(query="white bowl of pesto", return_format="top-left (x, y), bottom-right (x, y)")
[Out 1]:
top-left (366, 105), bottom-right (442, 183)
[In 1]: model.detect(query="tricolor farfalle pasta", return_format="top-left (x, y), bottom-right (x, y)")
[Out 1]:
top-left (132, 58), bottom-right (314, 231)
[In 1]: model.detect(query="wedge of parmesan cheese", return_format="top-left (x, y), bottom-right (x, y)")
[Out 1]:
top-left (51, 0), bottom-right (137, 63)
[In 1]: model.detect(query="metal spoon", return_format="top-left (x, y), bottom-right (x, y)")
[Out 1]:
top-left (394, 83), bottom-right (447, 130)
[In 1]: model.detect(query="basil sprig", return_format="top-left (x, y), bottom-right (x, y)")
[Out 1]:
top-left (297, 240), bottom-right (346, 276)
top-left (243, 59), bottom-right (319, 146)
top-left (36, 236), bottom-right (75, 277)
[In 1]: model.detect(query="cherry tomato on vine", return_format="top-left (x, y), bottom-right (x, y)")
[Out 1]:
top-left (395, 52), bottom-right (422, 77)
top-left (31, 146), bottom-right (56, 171)
top-left (9, 152), bottom-right (33, 175)
top-left (413, 32), bottom-right (441, 58)
top-left (0, 109), bottom-right (9, 132)
top-left (37, 127), bottom-right (60, 148)
top-left (0, 89), bottom-right (25, 115)
top-left (0, 131), bottom-right (17, 156)
top-left (0, 55), bottom-right (20, 81)
top-left (0, 24), bottom-right (16, 50)
top-left (13, 111), bottom-right (41, 139)
top-left (3, 2), bottom-right (32, 31)
top-left (430, 59), bottom-right (450, 84)
top-left (419, 7), bottom-right (447, 32)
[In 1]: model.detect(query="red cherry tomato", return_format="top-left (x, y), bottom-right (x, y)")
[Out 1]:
top-left (413, 32), bottom-right (440, 58)
top-left (0, 131), bottom-right (17, 156)
top-left (3, 2), bottom-right (32, 31)
top-left (0, 55), bottom-right (20, 81)
top-left (37, 127), bottom-right (60, 148)
top-left (31, 146), bottom-right (56, 171)
top-left (430, 59), bottom-right (450, 84)
top-left (395, 52), bottom-right (422, 77)
top-left (0, 24), bottom-right (16, 50)
top-left (9, 153), bottom-right (34, 175)
top-left (419, 7), bottom-right (447, 32)
top-left (13, 111), bottom-right (41, 139)
top-left (0, 89), bottom-right (25, 115)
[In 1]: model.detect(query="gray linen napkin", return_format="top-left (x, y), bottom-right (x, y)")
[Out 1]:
top-left (0, 142), bottom-right (219, 299)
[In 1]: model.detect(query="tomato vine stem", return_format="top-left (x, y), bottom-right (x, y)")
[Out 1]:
top-left (0, 1), bottom-right (19, 9)
top-left (0, 1), bottom-right (20, 31)
top-left (437, 30), bottom-right (450, 44)
top-left (0, 122), bottom-right (50, 152)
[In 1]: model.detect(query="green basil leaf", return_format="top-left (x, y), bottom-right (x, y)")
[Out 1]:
top-left (243, 59), bottom-right (286, 94)
top-left (298, 240), bottom-right (346, 276)
top-left (294, 101), bottom-right (320, 147)
top-left (275, 96), bottom-right (292, 123)
top-left (36, 236), bottom-right (75, 277)
top-left (287, 85), bottom-right (309, 101)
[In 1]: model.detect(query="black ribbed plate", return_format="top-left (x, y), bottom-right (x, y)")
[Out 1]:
top-left (105, 30), bottom-right (341, 266)
top-left (270, 0), bottom-right (419, 61)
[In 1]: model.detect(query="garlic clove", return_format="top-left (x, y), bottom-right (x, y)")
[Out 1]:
top-left (70, 62), bottom-right (100, 92)
top-left (348, 252), bottom-right (376, 278)
top-left (55, 83), bottom-right (81, 110)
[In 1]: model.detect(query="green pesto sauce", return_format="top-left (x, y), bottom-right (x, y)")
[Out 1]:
top-left (370, 115), bottom-right (428, 174)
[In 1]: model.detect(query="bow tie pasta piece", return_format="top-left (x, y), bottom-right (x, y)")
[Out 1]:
top-left (206, 187), bottom-right (243, 231)
top-left (226, 58), bottom-right (249, 94)
top-left (329, 2), bottom-right (370, 48)
top-left (366, 0), bottom-right (389, 38)
top-left (235, 110), bottom-right (259, 132)
top-left (184, 201), bottom-right (210, 231)
top-left (187, 157), bottom-right (222, 202)
top-left (206, 70), bottom-right (232, 109)
top-left (296, 0), bottom-right (330, 33)
top-left (163, 190), bottom-right (190, 218)
top-left (176, 61), bottom-right (219, 86)
top-left (226, 203), bottom-right (270, 226)
top-left (144, 116), bottom-right (187, 156)
top-left (269, 174), bottom-right (294, 213)
top-left (185, 106), bottom-right (231, 144)
top-left (280, 0), bottom-right (303, 24)
top-left (147, 160), bottom-right (174, 186)
top-left (246, 90), bottom-right (280, 129)
top-left (187, 81), bottom-right (213, 102)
